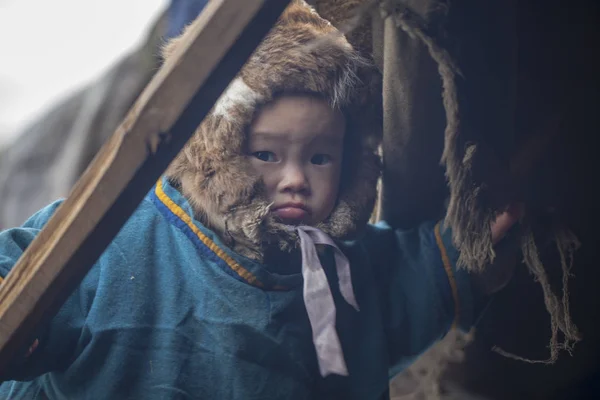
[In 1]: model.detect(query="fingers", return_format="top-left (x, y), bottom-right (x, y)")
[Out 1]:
top-left (491, 203), bottom-right (524, 245)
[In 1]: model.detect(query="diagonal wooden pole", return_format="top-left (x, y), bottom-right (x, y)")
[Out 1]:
top-left (0, 0), bottom-right (291, 370)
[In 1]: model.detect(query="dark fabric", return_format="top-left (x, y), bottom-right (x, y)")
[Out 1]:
top-left (165, 0), bottom-right (209, 40)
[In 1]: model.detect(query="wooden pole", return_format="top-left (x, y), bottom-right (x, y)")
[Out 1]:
top-left (0, 0), bottom-right (291, 370)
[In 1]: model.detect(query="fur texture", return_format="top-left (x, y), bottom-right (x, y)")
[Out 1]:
top-left (162, 0), bottom-right (382, 260)
top-left (314, 0), bottom-right (375, 60)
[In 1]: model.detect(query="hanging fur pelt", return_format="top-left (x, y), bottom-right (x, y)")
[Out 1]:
top-left (313, 0), bottom-right (580, 375)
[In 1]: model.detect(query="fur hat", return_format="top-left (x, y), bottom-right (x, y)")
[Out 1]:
top-left (163, 0), bottom-right (382, 261)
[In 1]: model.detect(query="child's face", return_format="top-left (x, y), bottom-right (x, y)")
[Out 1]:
top-left (248, 95), bottom-right (345, 226)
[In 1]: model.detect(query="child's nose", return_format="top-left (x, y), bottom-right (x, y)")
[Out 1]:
top-left (280, 165), bottom-right (310, 194)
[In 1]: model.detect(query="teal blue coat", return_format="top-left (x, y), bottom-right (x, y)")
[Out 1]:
top-left (0, 177), bottom-right (474, 399)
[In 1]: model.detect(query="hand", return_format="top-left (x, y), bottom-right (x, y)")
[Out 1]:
top-left (491, 203), bottom-right (524, 245)
top-left (472, 203), bottom-right (524, 295)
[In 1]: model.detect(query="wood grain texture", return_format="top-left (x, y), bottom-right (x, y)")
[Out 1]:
top-left (0, 0), bottom-right (291, 370)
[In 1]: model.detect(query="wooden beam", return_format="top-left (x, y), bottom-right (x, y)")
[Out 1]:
top-left (0, 0), bottom-right (291, 370)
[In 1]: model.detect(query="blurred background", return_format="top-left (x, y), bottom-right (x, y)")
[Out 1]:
top-left (0, 0), bottom-right (208, 230)
top-left (0, 0), bottom-right (167, 148)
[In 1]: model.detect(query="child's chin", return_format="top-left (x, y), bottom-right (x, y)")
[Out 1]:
top-left (275, 216), bottom-right (306, 226)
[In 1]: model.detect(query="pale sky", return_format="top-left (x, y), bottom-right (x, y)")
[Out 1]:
top-left (0, 0), bottom-right (168, 146)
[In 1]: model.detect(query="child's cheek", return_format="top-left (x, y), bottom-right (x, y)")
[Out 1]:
top-left (247, 158), bottom-right (266, 177)
top-left (319, 175), bottom-right (341, 221)
top-left (250, 164), bottom-right (277, 195)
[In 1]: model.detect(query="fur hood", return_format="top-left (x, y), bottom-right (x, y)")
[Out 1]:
top-left (163, 0), bottom-right (382, 261)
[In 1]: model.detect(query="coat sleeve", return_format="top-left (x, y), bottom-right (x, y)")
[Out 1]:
top-left (0, 200), bottom-right (93, 382)
top-left (362, 219), bottom-right (479, 375)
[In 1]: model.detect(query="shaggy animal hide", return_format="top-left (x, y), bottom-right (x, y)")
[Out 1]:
top-left (314, 0), bottom-right (582, 398)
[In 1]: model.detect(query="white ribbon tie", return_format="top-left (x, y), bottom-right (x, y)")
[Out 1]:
top-left (294, 225), bottom-right (359, 377)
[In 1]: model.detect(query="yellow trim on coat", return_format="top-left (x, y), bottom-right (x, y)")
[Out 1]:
top-left (434, 222), bottom-right (460, 329)
top-left (155, 179), bottom-right (265, 288)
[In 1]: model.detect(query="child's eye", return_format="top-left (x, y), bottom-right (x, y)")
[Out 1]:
top-left (311, 154), bottom-right (332, 165)
top-left (253, 151), bottom-right (277, 162)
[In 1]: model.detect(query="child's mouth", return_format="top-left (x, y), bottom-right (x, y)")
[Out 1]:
top-left (273, 207), bottom-right (308, 223)
top-left (271, 202), bottom-right (310, 224)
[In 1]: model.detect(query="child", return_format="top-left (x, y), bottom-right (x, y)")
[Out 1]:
top-left (0, 1), bottom-right (519, 399)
